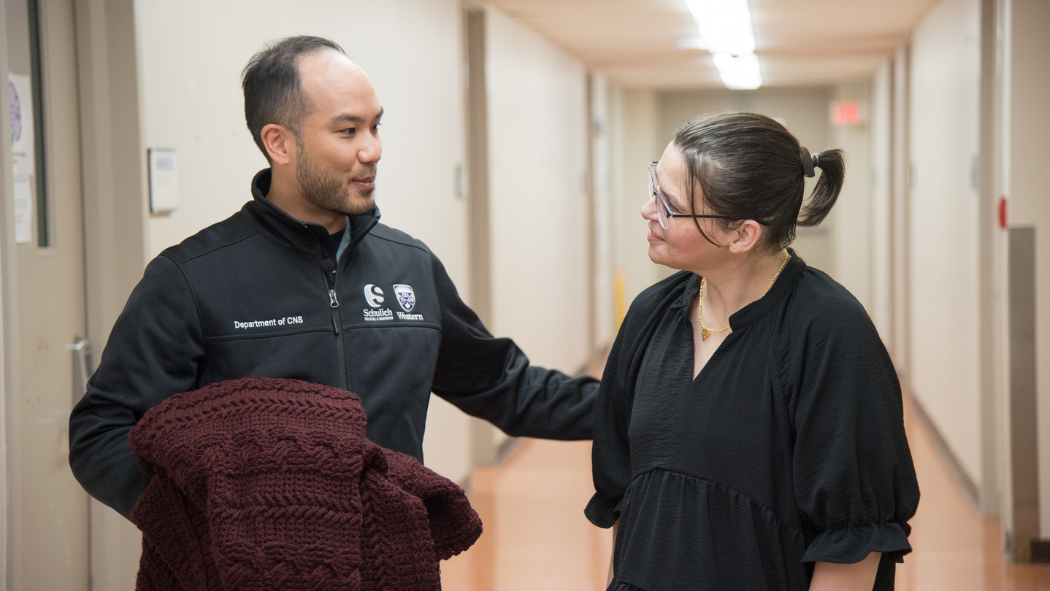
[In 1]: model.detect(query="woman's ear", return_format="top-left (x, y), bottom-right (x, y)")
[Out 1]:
top-left (261, 124), bottom-right (294, 166)
top-left (727, 220), bottom-right (763, 255)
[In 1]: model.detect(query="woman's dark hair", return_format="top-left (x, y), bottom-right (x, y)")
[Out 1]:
top-left (242, 36), bottom-right (345, 163)
top-left (672, 112), bottom-right (845, 250)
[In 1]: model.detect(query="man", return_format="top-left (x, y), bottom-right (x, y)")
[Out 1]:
top-left (69, 36), bottom-right (597, 520)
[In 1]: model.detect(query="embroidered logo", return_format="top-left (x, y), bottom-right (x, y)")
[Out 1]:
top-left (364, 284), bottom-right (385, 307)
top-left (393, 284), bottom-right (416, 312)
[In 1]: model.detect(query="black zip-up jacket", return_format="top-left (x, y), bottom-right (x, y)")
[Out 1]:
top-left (69, 170), bottom-right (598, 519)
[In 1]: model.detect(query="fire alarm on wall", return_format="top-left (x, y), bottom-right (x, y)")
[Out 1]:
top-left (998, 196), bottom-right (1008, 229)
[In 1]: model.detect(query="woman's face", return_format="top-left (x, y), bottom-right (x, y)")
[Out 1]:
top-left (641, 142), bottom-right (730, 272)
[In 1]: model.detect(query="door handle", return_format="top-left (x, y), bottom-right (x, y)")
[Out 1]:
top-left (69, 338), bottom-right (93, 402)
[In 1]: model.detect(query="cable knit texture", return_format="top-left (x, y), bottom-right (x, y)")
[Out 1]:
top-left (128, 377), bottom-right (482, 591)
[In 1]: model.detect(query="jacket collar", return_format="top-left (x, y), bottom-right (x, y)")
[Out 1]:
top-left (243, 169), bottom-right (381, 261)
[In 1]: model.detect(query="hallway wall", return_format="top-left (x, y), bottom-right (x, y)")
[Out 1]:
top-left (870, 60), bottom-right (893, 342)
top-left (611, 87), bottom-right (663, 314)
top-left (1000, 0), bottom-right (1050, 538)
top-left (483, 4), bottom-right (590, 374)
top-left (829, 81), bottom-right (874, 312)
top-left (906, 0), bottom-right (984, 494)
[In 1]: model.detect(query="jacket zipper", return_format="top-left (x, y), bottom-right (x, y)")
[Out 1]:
top-left (326, 267), bottom-right (349, 391)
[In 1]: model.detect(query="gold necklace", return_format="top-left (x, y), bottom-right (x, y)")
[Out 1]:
top-left (698, 251), bottom-right (790, 340)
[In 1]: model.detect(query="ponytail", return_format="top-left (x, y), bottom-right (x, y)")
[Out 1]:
top-left (798, 148), bottom-right (845, 227)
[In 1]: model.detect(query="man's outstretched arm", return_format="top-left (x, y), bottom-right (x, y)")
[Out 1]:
top-left (428, 254), bottom-right (598, 440)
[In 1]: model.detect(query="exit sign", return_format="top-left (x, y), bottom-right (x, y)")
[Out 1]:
top-left (832, 101), bottom-right (864, 126)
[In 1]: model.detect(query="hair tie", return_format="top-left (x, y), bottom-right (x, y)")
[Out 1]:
top-left (800, 147), bottom-right (815, 178)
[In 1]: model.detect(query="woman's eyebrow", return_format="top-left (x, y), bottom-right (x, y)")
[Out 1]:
top-left (661, 182), bottom-right (687, 213)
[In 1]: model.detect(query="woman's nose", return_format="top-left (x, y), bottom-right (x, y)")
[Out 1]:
top-left (641, 194), bottom-right (658, 221)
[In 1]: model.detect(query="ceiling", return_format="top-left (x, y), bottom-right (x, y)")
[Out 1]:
top-left (483, 0), bottom-right (943, 89)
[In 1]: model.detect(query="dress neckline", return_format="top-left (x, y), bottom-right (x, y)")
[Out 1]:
top-left (675, 249), bottom-right (806, 333)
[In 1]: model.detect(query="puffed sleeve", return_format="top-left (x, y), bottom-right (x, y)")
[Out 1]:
top-left (584, 319), bottom-right (633, 528)
top-left (784, 294), bottom-right (920, 564)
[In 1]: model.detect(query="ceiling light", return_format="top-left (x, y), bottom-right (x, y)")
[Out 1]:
top-left (712, 53), bottom-right (762, 90)
top-left (684, 0), bottom-right (755, 56)
top-left (676, 36), bottom-right (707, 51)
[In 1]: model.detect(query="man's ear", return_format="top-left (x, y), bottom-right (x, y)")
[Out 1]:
top-left (261, 124), bottom-right (295, 166)
top-left (727, 220), bottom-right (763, 255)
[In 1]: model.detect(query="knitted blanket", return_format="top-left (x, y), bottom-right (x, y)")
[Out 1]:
top-left (128, 377), bottom-right (482, 591)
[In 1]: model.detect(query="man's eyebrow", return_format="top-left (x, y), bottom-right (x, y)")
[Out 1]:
top-left (333, 107), bottom-right (384, 124)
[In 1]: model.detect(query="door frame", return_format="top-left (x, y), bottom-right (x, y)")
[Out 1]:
top-left (73, 0), bottom-right (149, 589)
top-left (1, 0), bottom-right (15, 587)
top-left (1, 0), bottom-right (147, 589)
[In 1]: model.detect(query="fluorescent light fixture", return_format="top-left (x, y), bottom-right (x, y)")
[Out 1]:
top-left (684, 0), bottom-right (755, 55)
top-left (676, 36), bottom-right (707, 51)
top-left (712, 52), bottom-right (762, 90)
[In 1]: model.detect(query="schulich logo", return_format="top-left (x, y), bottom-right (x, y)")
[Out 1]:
top-left (364, 284), bottom-right (385, 307)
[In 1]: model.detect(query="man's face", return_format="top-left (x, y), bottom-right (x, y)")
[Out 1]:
top-left (293, 50), bottom-right (383, 216)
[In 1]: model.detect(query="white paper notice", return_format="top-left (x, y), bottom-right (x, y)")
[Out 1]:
top-left (13, 177), bottom-right (32, 244)
top-left (148, 148), bottom-right (178, 213)
top-left (9, 74), bottom-right (35, 177)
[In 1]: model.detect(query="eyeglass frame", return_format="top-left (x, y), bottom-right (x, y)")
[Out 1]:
top-left (648, 161), bottom-right (761, 230)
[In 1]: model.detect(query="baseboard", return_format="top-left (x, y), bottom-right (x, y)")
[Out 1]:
top-left (496, 435), bottom-right (520, 464)
top-left (1005, 531), bottom-right (1050, 563)
top-left (458, 473), bottom-right (473, 496)
top-left (908, 393), bottom-right (981, 508)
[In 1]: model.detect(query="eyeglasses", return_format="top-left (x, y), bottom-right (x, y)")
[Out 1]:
top-left (648, 161), bottom-right (747, 230)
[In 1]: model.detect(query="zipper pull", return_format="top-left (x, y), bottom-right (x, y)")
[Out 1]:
top-left (332, 316), bottom-right (341, 334)
top-left (328, 289), bottom-right (340, 308)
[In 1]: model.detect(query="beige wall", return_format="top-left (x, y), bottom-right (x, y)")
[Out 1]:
top-left (611, 87), bottom-right (664, 310)
top-left (590, 72), bottom-right (616, 349)
top-left (829, 81), bottom-right (874, 312)
top-left (870, 60), bottom-right (894, 341)
top-left (484, 4), bottom-right (591, 374)
top-left (1001, 0), bottom-right (1050, 536)
top-left (907, 0), bottom-right (983, 490)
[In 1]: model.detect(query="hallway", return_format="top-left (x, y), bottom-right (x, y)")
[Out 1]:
top-left (441, 391), bottom-right (1050, 590)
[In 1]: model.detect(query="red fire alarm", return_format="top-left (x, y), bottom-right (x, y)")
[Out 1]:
top-left (832, 101), bottom-right (864, 126)
top-left (998, 196), bottom-right (1008, 229)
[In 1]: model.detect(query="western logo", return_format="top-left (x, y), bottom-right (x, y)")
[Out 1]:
top-left (393, 284), bottom-right (416, 312)
top-left (364, 284), bottom-right (385, 307)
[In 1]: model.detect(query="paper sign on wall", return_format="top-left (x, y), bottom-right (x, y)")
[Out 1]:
top-left (9, 74), bottom-right (35, 177)
top-left (148, 148), bottom-right (178, 214)
top-left (13, 177), bottom-right (32, 244)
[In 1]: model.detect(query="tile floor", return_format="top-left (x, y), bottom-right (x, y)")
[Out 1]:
top-left (441, 389), bottom-right (1050, 590)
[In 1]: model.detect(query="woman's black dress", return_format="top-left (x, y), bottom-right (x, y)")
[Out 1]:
top-left (585, 253), bottom-right (920, 591)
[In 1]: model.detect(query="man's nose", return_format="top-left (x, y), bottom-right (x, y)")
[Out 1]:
top-left (360, 135), bottom-right (381, 164)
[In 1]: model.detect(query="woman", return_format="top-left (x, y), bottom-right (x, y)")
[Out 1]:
top-left (586, 112), bottom-right (919, 591)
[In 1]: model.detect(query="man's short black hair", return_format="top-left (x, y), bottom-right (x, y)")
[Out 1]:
top-left (242, 36), bottom-right (345, 163)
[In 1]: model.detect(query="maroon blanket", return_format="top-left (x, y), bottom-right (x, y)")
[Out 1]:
top-left (129, 377), bottom-right (482, 591)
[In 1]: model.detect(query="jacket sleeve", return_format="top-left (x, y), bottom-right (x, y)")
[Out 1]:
top-left (428, 254), bottom-right (598, 440)
top-left (68, 254), bottom-right (206, 519)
